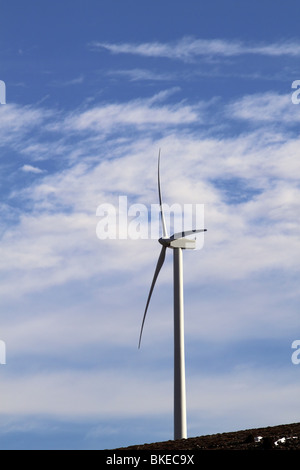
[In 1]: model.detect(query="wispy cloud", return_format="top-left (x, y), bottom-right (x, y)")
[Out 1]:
top-left (56, 93), bottom-right (201, 134)
top-left (1, 90), bottom-right (299, 297)
top-left (227, 91), bottom-right (300, 123)
top-left (107, 68), bottom-right (175, 82)
top-left (50, 75), bottom-right (85, 87)
top-left (90, 36), bottom-right (300, 61)
top-left (0, 104), bottom-right (48, 146)
top-left (21, 164), bottom-right (45, 174)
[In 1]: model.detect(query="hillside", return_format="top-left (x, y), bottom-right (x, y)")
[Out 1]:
top-left (117, 422), bottom-right (300, 451)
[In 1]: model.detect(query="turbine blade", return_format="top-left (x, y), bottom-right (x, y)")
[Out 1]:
top-left (170, 229), bottom-right (207, 240)
top-left (158, 149), bottom-right (168, 239)
top-left (138, 245), bottom-right (167, 348)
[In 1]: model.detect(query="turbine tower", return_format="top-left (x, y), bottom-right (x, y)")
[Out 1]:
top-left (138, 150), bottom-right (207, 440)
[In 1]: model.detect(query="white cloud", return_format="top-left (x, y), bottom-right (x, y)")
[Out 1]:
top-left (108, 68), bottom-right (175, 82)
top-left (21, 164), bottom-right (44, 174)
top-left (0, 103), bottom-right (47, 145)
top-left (58, 97), bottom-right (200, 134)
top-left (1, 362), bottom-right (299, 439)
top-left (187, 369), bottom-right (300, 434)
top-left (227, 92), bottom-right (300, 123)
top-left (50, 75), bottom-right (85, 87)
top-left (90, 37), bottom-right (300, 61)
top-left (2, 94), bottom-right (299, 299)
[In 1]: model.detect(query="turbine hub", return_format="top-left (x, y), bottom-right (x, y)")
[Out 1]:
top-left (158, 237), bottom-right (171, 247)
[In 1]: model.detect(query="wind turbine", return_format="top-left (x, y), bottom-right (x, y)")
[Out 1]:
top-left (138, 150), bottom-right (207, 440)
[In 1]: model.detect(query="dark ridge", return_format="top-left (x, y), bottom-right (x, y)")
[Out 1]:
top-left (115, 422), bottom-right (300, 451)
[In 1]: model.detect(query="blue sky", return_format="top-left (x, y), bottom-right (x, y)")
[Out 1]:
top-left (1, 0), bottom-right (300, 449)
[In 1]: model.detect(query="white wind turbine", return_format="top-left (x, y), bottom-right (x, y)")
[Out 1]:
top-left (138, 150), bottom-right (207, 440)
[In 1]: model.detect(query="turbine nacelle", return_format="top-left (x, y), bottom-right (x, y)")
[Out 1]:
top-left (159, 229), bottom-right (207, 249)
top-left (160, 237), bottom-right (196, 249)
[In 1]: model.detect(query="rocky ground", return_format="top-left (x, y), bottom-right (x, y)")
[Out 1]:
top-left (117, 422), bottom-right (300, 451)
